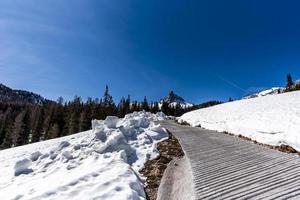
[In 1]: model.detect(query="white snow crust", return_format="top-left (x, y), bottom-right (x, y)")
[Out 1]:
top-left (0, 111), bottom-right (168, 200)
top-left (179, 91), bottom-right (300, 151)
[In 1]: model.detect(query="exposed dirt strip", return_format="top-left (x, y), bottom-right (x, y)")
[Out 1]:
top-left (140, 131), bottom-right (184, 200)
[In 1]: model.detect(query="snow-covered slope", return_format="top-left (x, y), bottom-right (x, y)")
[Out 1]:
top-left (178, 91), bottom-right (300, 151)
top-left (0, 112), bottom-right (168, 200)
top-left (243, 87), bottom-right (284, 99)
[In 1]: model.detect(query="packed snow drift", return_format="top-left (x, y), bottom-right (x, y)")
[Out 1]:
top-left (243, 87), bottom-right (284, 99)
top-left (0, 111), bottom-right (168, 200)
top-left (178, 91), bottom-right (300, 151)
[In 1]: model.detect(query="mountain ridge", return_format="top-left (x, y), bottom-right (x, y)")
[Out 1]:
top-left (0, 83), bottom-right (51, 105)
top-left (160, 91), bottom-right (193, 108)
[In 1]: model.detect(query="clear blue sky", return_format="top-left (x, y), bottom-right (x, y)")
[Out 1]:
top-left (1, 0), bottom-right (300, 103)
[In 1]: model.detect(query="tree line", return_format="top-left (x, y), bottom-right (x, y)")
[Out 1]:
top-left (0, 86), bottom-right (221, 149)
top-left (286, 73), bottom-right (300, 92)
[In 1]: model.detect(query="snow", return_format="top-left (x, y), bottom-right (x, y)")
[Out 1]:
top-left (168, 102), bottom-right (194, 108)
top-left (0, 111), bottom-right (168, 200)
top-left (158, 102), bottom-right (193, 109)
top-left (29, 151), bottom-right (42, 162)
top-left (243, 87), bottom-right (284, 99)
top-left (157, 157), bottom-right (195, 200)
top-left (14, 158), bottom-right (33, 176)
top-left (178, 91), bottom-right (300, 151)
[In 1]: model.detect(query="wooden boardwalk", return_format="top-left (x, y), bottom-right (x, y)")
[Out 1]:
top-left (161, 121), bottom-right (300, 200)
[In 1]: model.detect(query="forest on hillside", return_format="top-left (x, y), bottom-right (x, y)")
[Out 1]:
top-left (0, 86), bottom-right (221, 149)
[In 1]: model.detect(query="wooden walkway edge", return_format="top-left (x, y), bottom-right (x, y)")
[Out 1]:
top-left (161, 121), bottom-right (300, 200)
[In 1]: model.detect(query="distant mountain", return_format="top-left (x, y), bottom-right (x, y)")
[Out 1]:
top-left (243, 87), bottom-right (285, 99)
top-left (160, 91), bottom-right (193, 108)
top-left (0, 83), bottom-right (51, 105)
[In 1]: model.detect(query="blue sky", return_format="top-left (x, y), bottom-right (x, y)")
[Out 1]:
top-left (1, 0), bottom-right (300, 104)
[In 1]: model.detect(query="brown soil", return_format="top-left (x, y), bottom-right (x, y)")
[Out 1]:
top-left (236, 134), bottom-right (298, 154)
top-left (139, 131), bottom-right (184, 200)
top-left (221, 131), bottom-right (299, 154)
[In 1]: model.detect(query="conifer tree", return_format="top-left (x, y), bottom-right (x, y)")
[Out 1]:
top-left (68, 112), bottom-right (79, 135)
top-left (286, 73), bottom-right (294, 91)
top-left (142, 96), bottom-right (150, 111)
top-left (43, 102), bottom-right (56, 139)
top-left (169, 105), bottom-right (175, 116)
top-left (131, 101), bottom-right (138, 112)
top-left (174, 103), bottom-right (182, 116)
top-left (0, 108), bottom-right (13, 148)
top-left (57, 96), bottom-right (64, 105)
top-left (102, 85), bottom-right (116, 116)
top-left (31, 107), bottom-right (44, 143)
top-left (48, 123), bottom-right (60, 139)
top-left (151, 102), bottom-right (159, 113)
top-left (103, 85), bottom-right (114, 107)
top-left (0, 113), bottom-right (4, 144)
top-left (85, 97), bottom-right (94, 124)
top-left (118, 97), bottom-right (126, 117)
top-left (79, 110), bottom-right (90, 132)
top-left (12, 109), bottom-right (30, 146)
top-left (161, 100), bottom-right (169, 115)
top-left (62, 102), bottom-right (71, 137)
top-left (125, 95), bottom-right (131, 114)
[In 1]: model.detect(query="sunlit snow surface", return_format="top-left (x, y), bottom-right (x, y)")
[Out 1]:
top-left (179, 91), bottom-right (300, 151)
top-left (0, 112), bottom-right (168, 200)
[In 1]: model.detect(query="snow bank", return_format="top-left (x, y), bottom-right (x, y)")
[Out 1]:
top-left (179, 91), bottom-right (300, 151)
top-left (243, 87), bottom-right (284, 99)
top-left (0, 111), bottom-right (168, 200)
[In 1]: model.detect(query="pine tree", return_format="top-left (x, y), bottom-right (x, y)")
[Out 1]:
top-left (296, 81), bottom-right (300, 90)
top-left (31, 107), bottom-right (44, 143)
top-left (85, 97), bottom-right (94, 124)
top-left (43, 102), bottom-right (56, 139)
top-left (286, 73), bottom-right (294, 91)
top-left (125, 95), bottom-right (131, 114)
top-left (68, 112), bottom-right (79, 134)
top-left (151, 102), bottom-right (159, 113)
top-left (169, 105), bottom-right (175, 116)
top-left (57, 96), bottom-right (64, 105)
top-left (62, 102), bottom-right (71, 137)
top-left (12, 109), bottom-right (30, 146)
top-left (103, 85), bottom-right (114, 107)
top-left (142, 96), bottom-right (150, 111)
top-left (0, 108), bottom-right (13, 148)
top-left (79, 110), bottom-right (90, 132)
top-left (0, 112), bottom-right (4, 144)
top-left (174, 103), bottom-right (183, 116)
top-left (89, 99), bottom-right (98, 120)
top-left (52, 103), bottom-right (64, 138)
top-left (66, 96), bottom-right (81, 135)
top-left (102, 85), bottom-right (116, 116)
top-left (161, 100), bottom-right (169, 115)
top-left (95, 98), bottom-right (106, 120)
top-left (118, 97), bottom-right (126, 117)
top-left (48, 123), bottom-right (60, 139)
